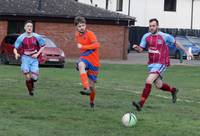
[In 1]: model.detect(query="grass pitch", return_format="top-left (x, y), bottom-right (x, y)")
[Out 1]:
top-left (0, 63), bottom-right (199, 136)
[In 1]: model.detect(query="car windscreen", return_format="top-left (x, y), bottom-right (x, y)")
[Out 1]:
top-left (44, 38), bottom-right (57, 47)
top-left (187, 37), bottom-right (200, 45)
top-left (176, 37), bottom-right (194, 46)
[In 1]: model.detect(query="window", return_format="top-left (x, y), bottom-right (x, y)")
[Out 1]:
top-left (116, 0), bottom-right (123, 11)
top-left (164, 0), bottom-right (177, 12)
top-left (8, 21), bottom-right (35, 34)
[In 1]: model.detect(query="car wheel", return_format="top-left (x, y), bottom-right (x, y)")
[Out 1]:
top-left (0, 53), bottom-right (9, 64)
top-left (175, 51), bottom-right (180, 59)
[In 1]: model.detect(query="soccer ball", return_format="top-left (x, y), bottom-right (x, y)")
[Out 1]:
top-left (121, 113), bottom-right (137, 127)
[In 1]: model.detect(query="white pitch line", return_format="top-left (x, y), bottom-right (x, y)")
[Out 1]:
top-left (76, 83), bottom-right (200, 104)
top-left (111, 87), bottom-right (199, 104)
top-left (113, 87), bottom-right (200, 104)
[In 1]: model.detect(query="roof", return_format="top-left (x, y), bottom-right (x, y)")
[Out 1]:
top-left (0, 0), bottom-right (135, 25)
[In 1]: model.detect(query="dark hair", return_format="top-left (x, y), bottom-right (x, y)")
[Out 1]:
top-left (74, 16), bottom-right (86, 26)
top-left (149, 18), bottom-right (159, 25)
top-left (24, 20), bottom-right (33, 26)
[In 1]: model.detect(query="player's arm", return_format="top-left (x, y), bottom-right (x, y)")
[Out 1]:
top-left (175, 42), bottom-right (193, 60)
top-left (32, 34), bottom-right (46, 58)
top-left (175, 42), bottom-right (188, 54)
top-left (132, 44), bottom-right (144, 53)
top-left (132, 34), bottom-right (147, 53)
top-left (33, 46), bottom-right (45, 57)
top-left (13, 36), bottom-right (23, 60)
top-left (13, 48), bottom-right (20, 60)
top-left (167, 34), bottom-right (193, 60)
top-left (79, 41), bottom-right (100, 50)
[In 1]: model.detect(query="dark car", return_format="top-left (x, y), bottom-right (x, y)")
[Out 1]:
top-left (186, 36), bottom-right (200, 53)
top-left (0, 34), bottom-right (65, 67)
top-left (168, 36), bottom-right (200, 59)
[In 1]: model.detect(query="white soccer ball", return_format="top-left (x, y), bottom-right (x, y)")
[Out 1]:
top-left (122, 113), bottom-right (137, 127)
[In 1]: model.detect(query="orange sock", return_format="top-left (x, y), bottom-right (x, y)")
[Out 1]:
top-left (80, 73), bottom-right (89, 89)
top-left (90, 89), bottom-right (96, 103)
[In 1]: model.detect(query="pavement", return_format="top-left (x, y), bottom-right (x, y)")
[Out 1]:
top-left (68, 51), bottom-right (200, 66)
top-left (101, 52), bottom-right (200, 66)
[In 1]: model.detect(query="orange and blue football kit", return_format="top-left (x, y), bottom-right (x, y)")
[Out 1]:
top-left (75, 30), bottom-right (100, 104)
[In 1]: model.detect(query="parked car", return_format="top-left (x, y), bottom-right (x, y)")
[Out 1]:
top-left (0, 34), bottom-right (65, 67)
top-left (168, 36), bottom-right (200, 59)
top-left (186, 36), bottom-right (200, 47)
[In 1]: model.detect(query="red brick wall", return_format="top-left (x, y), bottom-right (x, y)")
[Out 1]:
top-left (0, 21), bottom-right (8, 44)
top-left (35, 22), bottom-right (128, 60)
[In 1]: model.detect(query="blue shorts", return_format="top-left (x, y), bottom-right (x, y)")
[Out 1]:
top-left (21, 55), bottom-right (39, 77)
top-left (148, 64), bottom-right (166, 78)
top-left (76, 58), bottom-right (99, 82)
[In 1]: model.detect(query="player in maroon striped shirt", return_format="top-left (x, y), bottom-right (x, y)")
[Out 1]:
top-left (13, 20), bottom-right (45, 96)
top-left (132, 18), bottom-right (193, 111)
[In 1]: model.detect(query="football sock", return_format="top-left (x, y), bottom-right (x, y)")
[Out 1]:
top-left (26, 80), bottom-right (33, 93)
top-left (139, 83), bottom-right (152, 107)
top-left (80, 73), bottom-right (89, 90)
top-left (90, 88), bottom-right (96, 104)
top-left (160, 83), bottom-right (175, 93)
top-left (31, 78), bottom-right (37, 89)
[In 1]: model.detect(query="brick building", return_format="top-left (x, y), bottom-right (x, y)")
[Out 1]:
top-left (0, 0), bottom-right (135, 60)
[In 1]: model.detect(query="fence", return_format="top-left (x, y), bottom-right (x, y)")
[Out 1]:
top-left (129, 26), bottom-right (200, 45)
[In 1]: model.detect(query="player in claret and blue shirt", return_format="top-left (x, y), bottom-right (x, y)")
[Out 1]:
top-left (132, 18), bottom-right (193, 111)
top-left (13, 20), bottom-right (46, 96)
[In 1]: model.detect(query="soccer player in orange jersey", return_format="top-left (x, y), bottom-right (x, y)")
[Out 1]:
top-left (74, 16), bottom-right (100, 108)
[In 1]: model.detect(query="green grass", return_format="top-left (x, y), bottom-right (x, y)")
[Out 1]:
top-left (0, 63), bottom-right (199, 136)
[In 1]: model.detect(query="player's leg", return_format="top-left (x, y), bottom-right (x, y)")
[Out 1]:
top-left (154, 77), bottom-right (179, 103)
top-left (140, 74), bottom-right (160, 106)
top-left (133, 64), bottom-right (163, 111)
top-left (24, 73), bottom-right (34, 96)
top-left (89, 79), bottom-right (96, 108)
top-left (30, 58), bottom-right (39, 92)
top-left (77, 61), bottom-right (90, 95)
top-left (132, 73), bottom-right (159, 111)
top-left (21, 56), bottom-right (34, 96)
top-left (85, 62), bottom-right (99, 108)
